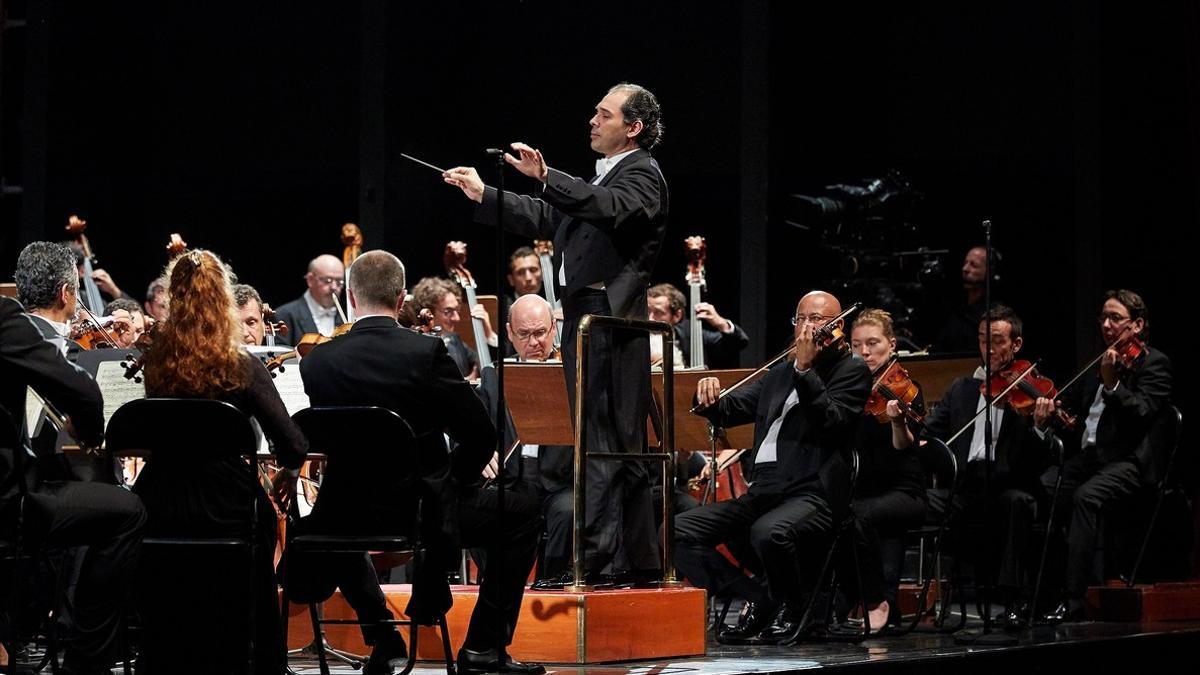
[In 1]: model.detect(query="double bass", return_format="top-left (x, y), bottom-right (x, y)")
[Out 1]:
top-left (65, 215), bottom-right (107, 314)
top-left (444, 241), bottom-right (494, 370)
top-left (532, 240), bottom-right (564, 349)
top-left (684, 236), bottom-right (707, 369)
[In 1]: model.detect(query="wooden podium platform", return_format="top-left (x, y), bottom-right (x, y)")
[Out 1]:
top-left (1086, 580), bottom-right (1200, 622)
top-left (287, 584), bottom-right (707, 664)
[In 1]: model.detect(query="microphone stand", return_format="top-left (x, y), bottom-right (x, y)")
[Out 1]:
top-left (955, 219), bottom-right (1018, 646)
top-left (486, 147), bottom-right (512, 665)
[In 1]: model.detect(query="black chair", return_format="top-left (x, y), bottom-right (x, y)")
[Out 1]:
top-left (895, 436), bottom-right (959, 635)
top-left (282, 406), bottom-right (454, 675)
top-left (106, 398), bottom-right (262, 675)
top-left (1127, 405), bottom-right (1184, 586)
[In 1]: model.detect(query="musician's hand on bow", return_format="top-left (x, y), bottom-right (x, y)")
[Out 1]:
top-left (504, 142), bottom-right (549, 183)
top-left (482, 452), bottom-right (500, 480)
top-left (793, 323), bottom-right (818, 371)
top-left (271, 468), bottom-right (298, 513)
top-left (443, 167), bottom-right (485, 203)
top-left (696, 376), bottom-right (722, 408)
top-left (1033, 397), bottom-right (1058, 430)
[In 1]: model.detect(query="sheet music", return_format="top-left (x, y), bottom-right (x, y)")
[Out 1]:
top-left (24, 386), bottom-right (45, 438)
top-left (269, 359), bottom-right (310, 417)
top-left (95, 361), bottom-right (146, 429)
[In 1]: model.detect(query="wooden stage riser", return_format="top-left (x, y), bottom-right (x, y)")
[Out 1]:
top-left (286, 584), bottom-right (706, 664)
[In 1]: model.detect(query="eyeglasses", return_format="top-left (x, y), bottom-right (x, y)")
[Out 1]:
top-left (438, 307), bottom-right (460, 318)
top-left (313, 275), bottom-right (345, 287)
top-left (1098, 312), bottom-right (1131, 325)
top-left (514, 327), bottom-right (550, 342)
top-left (791, 314), bottom-right (834, 327)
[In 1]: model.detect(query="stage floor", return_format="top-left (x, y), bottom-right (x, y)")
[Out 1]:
top-left (283, 618), bottom-right (1200, 675)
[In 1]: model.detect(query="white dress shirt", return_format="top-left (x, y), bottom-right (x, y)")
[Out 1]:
top-left (303, 290), bottom-right (339, 337)
top-left (557, 148), bottom-right (639, 289)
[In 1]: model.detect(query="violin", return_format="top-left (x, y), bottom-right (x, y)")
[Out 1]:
top-left (864, 356), bottom-right (924, 426)
top-left (1112, 333), bottom-right (1145, 371)
top-left (263, 328), bottom-right (350, 375)
top-left (983, 359), bottom-right (1077, 429)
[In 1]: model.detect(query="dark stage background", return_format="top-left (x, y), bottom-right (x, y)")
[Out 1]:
top-left (1, 2), bottom-right (1194, 484)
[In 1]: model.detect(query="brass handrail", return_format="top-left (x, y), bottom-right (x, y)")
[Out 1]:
top-left (569, 314), bottom-right (678, 591)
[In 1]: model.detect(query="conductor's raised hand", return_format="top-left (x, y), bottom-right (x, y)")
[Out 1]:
top-left (443, 166), bottom-right (485, 203)
top-left (504, 142), bottom-right (549, 183)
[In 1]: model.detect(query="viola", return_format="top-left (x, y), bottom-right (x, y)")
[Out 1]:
top-left (70, 316), bottom-right (122, 350)
top-left (864, 356), bottom-right (924, 426)
top-left (983, 359), bottom-right (1077, 429)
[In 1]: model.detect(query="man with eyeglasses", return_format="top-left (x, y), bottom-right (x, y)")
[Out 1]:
top-left (273, 254), bottom-right (346, 345)
top-left (674, 291), bottom-right (871, 644)
top-left (1033, 290), bottom-right (1173, 623)
top-left (412, 276), bottom-right (480, 379)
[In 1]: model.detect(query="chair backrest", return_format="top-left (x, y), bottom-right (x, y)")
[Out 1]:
top-left (106, 398), bottom-right (259, 462)
top-left (291, 406), bottom-right (421, 535)
top-left (916, 436), bottom-right (958, 489)
top-left (1144, 405), bottom-right (1183, 489)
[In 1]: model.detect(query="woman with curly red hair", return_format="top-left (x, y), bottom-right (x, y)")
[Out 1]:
top-left (134, 249), bottom-right (306, 674)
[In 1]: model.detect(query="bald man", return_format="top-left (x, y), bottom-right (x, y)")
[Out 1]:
top-left (273, 254), bottom-right (346, 345)
top-left (674, 291), bottom-right (871, 645)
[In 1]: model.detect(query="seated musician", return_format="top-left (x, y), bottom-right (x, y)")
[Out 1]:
top-left (838, 309), bottom-right (927, 631)
top-left (647, 283), bottom-right (749, 369)
top-left (15, 241), bottom-right (86, 358)
top-left (674, 290), bottom-right (871, 645)
top-left (143, 276), bottom-right (169, 324)
top-left (411, 276), bottom-right (480, 378)
top-left (1, 295), bottom-right (147, 675)
top-left (294, 250), bottom-right (545, 675)
top-left (505, 246), bottom-right (543, 307)
top-left (1034, 290), bottom-right (1172, 623)
top-left (921, 304), bottom-right (1049, 628)
top-left (102, 298), bottom-right (147, 349)
top-left (233, 283), bottom-right (266, 346)
top-left (272, 254), bottom-right (345, 345)
top-left (134, 249), bottom-right (307, 674)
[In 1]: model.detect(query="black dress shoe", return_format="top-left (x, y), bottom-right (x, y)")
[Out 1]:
top-left (716, 601), bottom-right (780, 645)
top-left (1040, 600), bottom-right (1085, 625)
top-left (366, 630), bottom-right (408, 674)
top-left (1003, 601), bottom-right (1030, 632)
top-left (758, 606), bottom-right (804, 644)
top-left (457, 647), bottom-right (546, 674)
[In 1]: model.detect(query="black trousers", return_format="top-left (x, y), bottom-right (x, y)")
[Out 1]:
top-left (18, 480), bottom-right (146, 673)
top-left (838, 489), bottom-right (926, 609)
top-left (674, 488), bottom-right (833, 608)
top-left (927, 484), bottom-right (1037, 592)
top-left (1043, 452), bottom-right (1141, 600)
top-left (287, 487), bottom-right (542, 651)
top-left (558, 289), bottom-right (658, 574)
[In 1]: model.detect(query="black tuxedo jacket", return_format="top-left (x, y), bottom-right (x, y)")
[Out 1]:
top-left (477, 149), bottom-right (668, 320)
top-left (274, 294), bottom-right (344, 347)
top-left (699, 349), bottom-right (871, 515)
top-left (299, 316), bottom-right (495, 541)
top-left (675, 319), bottom-right (750, 369)
top-left (1051, 346), bottom-right (1172, 485)
top-left (1, 297), bottom-right (104, 518)
top-left (26, 314), bottom-right (82, 361)
top-left (923, 375), bottom-right (1048, 493)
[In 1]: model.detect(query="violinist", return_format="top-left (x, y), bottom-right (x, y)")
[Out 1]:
top-left (674, 291), bottom-right (871, 645)
top-left (1034, 290), bottom-right (1173, 623)
top-left (647, 283), bottom-right (749, 369)
top-left (837, 309), bottom-right (927, 632)
top-left (233, 283), bottom-right (267, 346)
top-left (14, 241), bottom-right (85, 358)
top-left (102, 298), bottom-right (147, 349)
top-left (294, 251), bottom-right (545, 675)
top-left (1, 295), bottom-right (147, 675)
top-left (921, 304), bottom-right (1049, 628)
top-left (412, 276), bottom-right (480, 378)
top-left (134, 249), bottom-right (307, 674)
top-left (272, 254), bottom-right (346, 345)
top-left (143, 275), bottom-right (169, 323)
